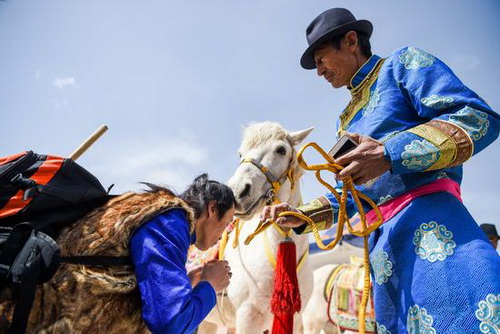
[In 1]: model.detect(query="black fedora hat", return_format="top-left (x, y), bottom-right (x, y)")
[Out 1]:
top-left (300, 8), bottom-right (373, 70)
top-left (480, 223), bottom-right (499, 238)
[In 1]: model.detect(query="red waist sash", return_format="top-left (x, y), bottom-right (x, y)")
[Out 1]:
top-left (366, 178), bottom-right (462, 226)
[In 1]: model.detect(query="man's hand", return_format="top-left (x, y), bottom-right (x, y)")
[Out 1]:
top-left (335, 133), bottom-right (391, 185)
top-left (187, 266), bottom-right (203, 288)
top-left (200, 260), bottom-right (231, 293)
top-left (260, 203), bottom-right (306, 228)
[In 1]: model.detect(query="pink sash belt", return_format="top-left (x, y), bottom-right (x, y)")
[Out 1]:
top-left (366, 178), bottom-right (462, 226)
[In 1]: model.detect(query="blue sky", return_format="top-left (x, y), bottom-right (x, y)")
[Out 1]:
top-left (1, 1), bottom-right (499, 236)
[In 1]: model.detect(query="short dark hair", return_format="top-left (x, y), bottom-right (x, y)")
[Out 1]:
top-left (328, 31), bottom-right (372, 58)
top-left (180, 174), bottom-right (236, 220)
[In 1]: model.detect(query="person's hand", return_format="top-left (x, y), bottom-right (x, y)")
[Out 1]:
top-left (200, 260), bottom-right (231, 293)
top-left (335, 133), bottom-right (391, 185)
top-left (260, 203), bottom-right (306, 228)
top-left (187, 266), bottom-right (203, 288)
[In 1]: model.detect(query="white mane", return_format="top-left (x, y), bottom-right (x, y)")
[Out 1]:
top-left (239, 121), bottom-right (289, 152)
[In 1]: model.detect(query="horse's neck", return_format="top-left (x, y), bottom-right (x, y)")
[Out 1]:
top-left (277, 178), bottom-right (302, 208)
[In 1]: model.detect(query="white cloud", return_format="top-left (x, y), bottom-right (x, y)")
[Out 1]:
top-left (142, 167), bottom-right (192, 193)
top-left (85, 135), bottom-right (209, 194)
top-left (53, 77), bottom-right (79, 89)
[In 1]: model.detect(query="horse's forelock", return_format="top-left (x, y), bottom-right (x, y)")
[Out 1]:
top-left (239, 121), bottom-right (304, 184)
top-left (240, 122), bottom-right (289, 152)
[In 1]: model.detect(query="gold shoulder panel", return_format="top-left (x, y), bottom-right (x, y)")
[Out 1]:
top-left (338, 58), bottom-right (386, 135)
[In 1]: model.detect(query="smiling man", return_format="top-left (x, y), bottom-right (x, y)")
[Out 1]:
top-left (261, 7), bottom-right (500, 334)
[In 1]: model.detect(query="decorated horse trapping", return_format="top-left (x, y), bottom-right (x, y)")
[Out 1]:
top-left (324, 257), bottom-right (376, 333)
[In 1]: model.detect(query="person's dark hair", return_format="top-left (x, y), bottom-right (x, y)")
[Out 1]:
top-left (142, 182), bottom-right (177, 197)
top-left (328, 31), bottom-right (372, 58)
top-left (180, 174), bottom-right (236, 220)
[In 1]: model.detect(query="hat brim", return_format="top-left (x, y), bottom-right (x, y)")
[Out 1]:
top-left (300, 20), bottom-right (373, 70)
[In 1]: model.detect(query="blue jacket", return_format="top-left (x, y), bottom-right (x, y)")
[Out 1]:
top-left (296, 47), bottom-right (500, 233)
top-left (130, 209), bottom-right (216, 334)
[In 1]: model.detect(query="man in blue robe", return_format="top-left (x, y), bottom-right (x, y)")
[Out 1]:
top-left (263, 8), bottom-right (500, 334)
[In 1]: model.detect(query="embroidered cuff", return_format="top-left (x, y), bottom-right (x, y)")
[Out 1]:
top-left (382, 130), bottom-right (436, 174)
top-left (294, 196), bottom-right (334, 234)
top-left (408, 119), bottom-right (473, 170)
top-left (383, 118), bottom-right (474, 174)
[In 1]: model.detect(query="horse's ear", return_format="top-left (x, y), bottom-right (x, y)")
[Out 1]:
top-left (288, 127), bottom-right (314, 146)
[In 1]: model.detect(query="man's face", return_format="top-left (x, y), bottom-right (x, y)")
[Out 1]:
top-left (195, 203), bottom-right (235, 251)
top-left (313, 41), bottom-right (360, 88)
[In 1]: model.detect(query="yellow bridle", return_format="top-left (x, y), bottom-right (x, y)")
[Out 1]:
top-left (239, 156), bottom-right (296, 205)
top-left (244, 142), bottom-right (384, 334)
top-left (218, 150), bottom-right (308, 272)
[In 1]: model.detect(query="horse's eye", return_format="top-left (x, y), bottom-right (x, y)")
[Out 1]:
top-left (238, 152), bottom-right (242, 158)
top-left (276, 146), bottom-right (287, 156)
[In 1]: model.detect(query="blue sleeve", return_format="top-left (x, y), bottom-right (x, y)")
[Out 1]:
top-left (130, 209), bottom-right (216, 334)
top-left (383, 46), bottom-right (500, 174)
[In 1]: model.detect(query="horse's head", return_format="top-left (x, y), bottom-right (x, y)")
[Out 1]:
top-left (228, 122), bottom-right (313, 219)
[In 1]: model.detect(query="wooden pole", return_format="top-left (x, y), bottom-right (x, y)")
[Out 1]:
top-left (69, 125), bottom-right (108, 161)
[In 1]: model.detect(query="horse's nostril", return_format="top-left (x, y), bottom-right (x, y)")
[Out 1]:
top-left (239, 183), bottom-right (251, 199)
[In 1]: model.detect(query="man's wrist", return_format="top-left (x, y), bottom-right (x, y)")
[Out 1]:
top-left (294, 197), bottom-right (334, 234)
top-left (291, 210), bottom-right (308, 234)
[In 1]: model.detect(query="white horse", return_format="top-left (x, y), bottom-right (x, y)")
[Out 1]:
top-left (199, 122), bottom-right (314, 334)
top-left (303, 264), bottom-right (341, 334)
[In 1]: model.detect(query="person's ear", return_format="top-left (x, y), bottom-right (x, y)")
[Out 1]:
top-left (207, 201), bottom-right (217, 219)
top-left (344, 31), bottom-right (358, 50)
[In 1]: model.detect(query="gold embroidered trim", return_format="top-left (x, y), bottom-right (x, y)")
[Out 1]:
top-left (408, 124), bottom-right (457, 171)
top-left (297, 196), bottom-right (334, 233)
top-left (338, 58), bottom-right (386, 135)
top-left (349, 55), bottom-right (378, 89)
top-left (408, 119), bottom-right (474, 170)
top-left (428, 119), bottom-right (474, 166)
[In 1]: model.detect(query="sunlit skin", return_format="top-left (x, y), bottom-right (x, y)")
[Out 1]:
top-left (314, 30), bottom-right (368, 88)
top-left (194, 201), bottom-right (236, 251)
top-left (190, 201), bottom-right (235, 291)
top-left (314, 32), bottom-right (391, 184)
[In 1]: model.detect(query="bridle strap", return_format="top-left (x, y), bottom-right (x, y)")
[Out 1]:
top-left (239, 157), bottom-right (293, 200)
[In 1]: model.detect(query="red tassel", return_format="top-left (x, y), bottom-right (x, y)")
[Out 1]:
top-left (270, 238), bottom-right (301, 334)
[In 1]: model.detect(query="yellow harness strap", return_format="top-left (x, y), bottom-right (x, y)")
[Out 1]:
top-left (244, 142), bottom-right (384, 334)
top-left (272, 221), bottom-right (292, 238)
top-left (218, 229), bottom-right (229, 261)
top-left (232, 219), bottom-right (243, 248)
top-left (262, 229), bottom-right (309, 272)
